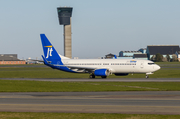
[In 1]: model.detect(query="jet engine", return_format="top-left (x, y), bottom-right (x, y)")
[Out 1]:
top-left (94, 69), bottom-right (110, 76)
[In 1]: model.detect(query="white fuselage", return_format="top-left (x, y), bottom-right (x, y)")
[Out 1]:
top-left (62, 59), bottom-right (160, 74)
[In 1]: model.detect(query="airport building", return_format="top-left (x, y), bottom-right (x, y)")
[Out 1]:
top-left (119, 51), bottom-right (142, 57)
top-left (107, 45), bottom-right (179, 61)
top-left (0, 54), bottom-right (26, 64)
top-left (146, 45), bottom-right (179, 60)
top-left (175, 51), bottom-right (180, 61)
top-left (133, 54), bottom-right (148, 60)
top-left (105, 53), bottom-right (116, 59)
top-left (138, 48), bottom-right (147, 54)
top-left (118, 50), bottom-right (148, 60)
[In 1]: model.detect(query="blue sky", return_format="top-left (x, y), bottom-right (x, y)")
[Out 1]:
top-left (0, 0), bottom-right (180, 59)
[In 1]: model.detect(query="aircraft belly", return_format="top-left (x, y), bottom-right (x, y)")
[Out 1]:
top-left (135, 67), bottom-right (149, 73)
top-left (113, 66), bottom-right (134, 73)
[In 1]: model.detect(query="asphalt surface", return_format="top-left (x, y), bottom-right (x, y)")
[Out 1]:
top-left (1, 78), bottom-right (180, 82)
top-left (0, 91), bottom-right (180, 114)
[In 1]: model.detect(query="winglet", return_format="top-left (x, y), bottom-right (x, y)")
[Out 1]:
top-left (114, 55), bottom-right (117, 59)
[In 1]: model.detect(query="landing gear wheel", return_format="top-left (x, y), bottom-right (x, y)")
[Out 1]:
top-left (146, 75), bottom-right (149, 79)
top-left (101, 76), bottom-right (107, 78)
top-left (89, 74), bottom-right (95, 79)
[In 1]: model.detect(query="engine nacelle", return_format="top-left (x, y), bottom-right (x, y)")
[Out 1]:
top-left (94, 69), bottom-right (110, 76)
top-left (114, 73), bottom-right (129, 76)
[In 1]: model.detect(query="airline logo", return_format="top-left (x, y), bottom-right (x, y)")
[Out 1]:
top-left (45, 45), bottom-right (53, 58)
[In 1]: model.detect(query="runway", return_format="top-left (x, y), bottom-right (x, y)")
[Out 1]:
top-left (1, 78), bottom-right (180, 82)
top-left (0, 91), bottom-right (180, 114)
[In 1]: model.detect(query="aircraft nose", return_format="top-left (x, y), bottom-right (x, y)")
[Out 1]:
top-left (155, 65), bottom-right (161, 71)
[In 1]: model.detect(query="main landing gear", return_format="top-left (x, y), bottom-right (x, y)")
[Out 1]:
top-left (101, 76), bottom-right (107, 78)
top-left (146, 75), bottom-right (149, 79)
top-left (89, 74), bottom-right (107, 79)
top-left (89, 74), bottom-right (95, 79)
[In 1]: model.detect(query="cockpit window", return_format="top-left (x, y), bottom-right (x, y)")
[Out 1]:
top-left (148, 63), bottom-right (155, 65)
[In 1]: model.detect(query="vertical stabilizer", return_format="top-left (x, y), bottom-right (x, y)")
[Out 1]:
top-left (40, 34), bottom-right (63, 65)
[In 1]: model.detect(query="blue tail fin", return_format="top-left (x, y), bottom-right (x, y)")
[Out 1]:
top-left (40, 34), bottom-right (63, 65)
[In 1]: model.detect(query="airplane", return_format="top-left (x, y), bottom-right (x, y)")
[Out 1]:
top-left (40, 34), bottom-right (161, 79)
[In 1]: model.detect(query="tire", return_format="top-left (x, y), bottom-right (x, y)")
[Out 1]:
top-left (90, 74), bottom-right (95, 79)
top-left (101, 76), bottom-right (107, 78)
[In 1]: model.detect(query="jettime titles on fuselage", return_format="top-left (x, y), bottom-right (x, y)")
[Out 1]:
top-left (130, 60), bottom-right (137, 63)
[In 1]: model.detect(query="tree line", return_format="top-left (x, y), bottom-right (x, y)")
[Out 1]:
top-left (150, 53), bottom-right (179, 62)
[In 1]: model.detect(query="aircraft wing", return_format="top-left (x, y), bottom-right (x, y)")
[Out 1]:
top-left (53, 64), bottom-right (99, 73)
top-left (30, 59), bottom-right (53, 64)
top-left (28, 59), bottom-right (44, 62)
top-left (66, 65), bottom-right (97, 70)
top-left (42, 55), bottom-right (109, 73)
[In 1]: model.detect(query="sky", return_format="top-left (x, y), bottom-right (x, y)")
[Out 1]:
top-left (0, 0), bottom-right (180, 59)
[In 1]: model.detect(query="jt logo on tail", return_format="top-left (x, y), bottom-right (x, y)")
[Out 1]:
top-left (44, 45), bottom-right (53, 58)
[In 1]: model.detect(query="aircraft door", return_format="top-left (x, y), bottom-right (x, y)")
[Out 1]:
top-left (140, 62), bottom-right (144, 68)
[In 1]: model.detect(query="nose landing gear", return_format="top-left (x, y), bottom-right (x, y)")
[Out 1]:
top-left (146, 72), bottom-right (153, 79)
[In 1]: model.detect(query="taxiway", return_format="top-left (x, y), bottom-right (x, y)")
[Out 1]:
top-left (0, 91), bottom-right (180, 114)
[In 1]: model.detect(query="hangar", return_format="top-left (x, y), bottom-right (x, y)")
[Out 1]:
top-left (133, 54), bottom-right (148, 60)
top-left (0, 54), bottom-right (26, 64)
top-left (146, 45), bottom-right (179, 60)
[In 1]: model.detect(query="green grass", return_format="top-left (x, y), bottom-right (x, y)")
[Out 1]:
top-left (0, 80), bottom-right (180, 92)
top-left (0, 67), bottom-right (89, 78)
top-left (0, 112), bottom-right (180, 119)
top-left (0, 66), bottom-right (180, 78)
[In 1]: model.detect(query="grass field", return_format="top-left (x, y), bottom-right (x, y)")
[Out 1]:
top-left (0, 62), bottom-right (180, 78)
top-left (0, 62), bottom-right (180, 92)
top-left (0, 112), bottom-right (180, 119)
top-left (0, 80), bottom-right (180, 92)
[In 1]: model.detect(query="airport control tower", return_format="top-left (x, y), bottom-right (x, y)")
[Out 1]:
top-left (57, 7), bottom-right (73, 58)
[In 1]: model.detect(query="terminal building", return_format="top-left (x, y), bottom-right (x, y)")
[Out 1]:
top-left (119, 51), bottom-right (142, 57)
top-left (0, 54), bottom-right (26, 64)
top-left (105, 45), bottom-right (179, 61)
top-left (118, 50), bottom-right (147, 60)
